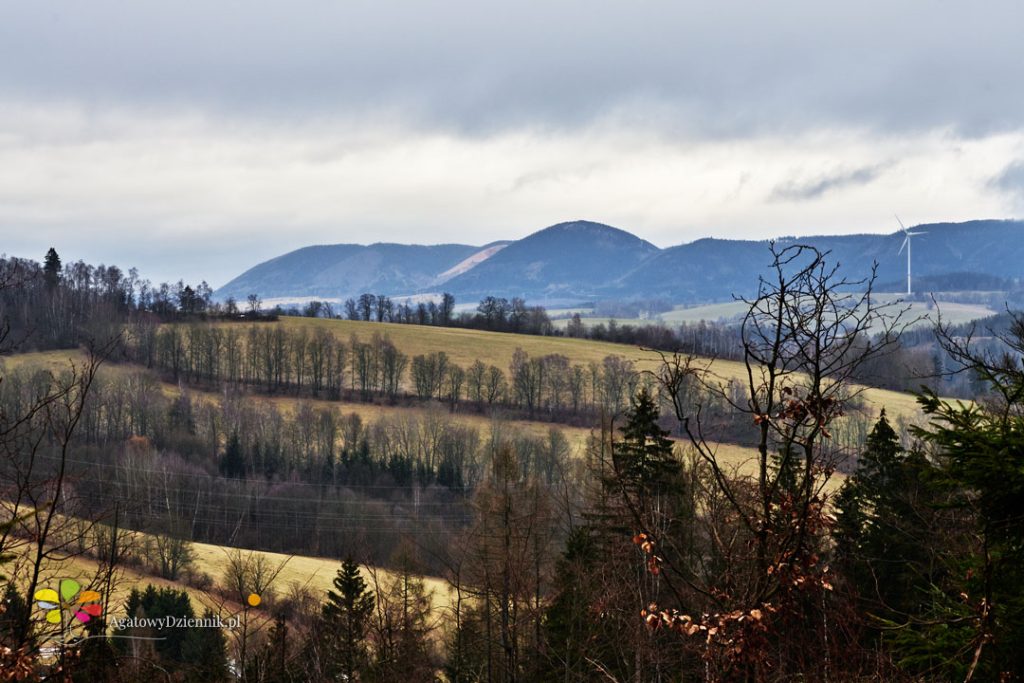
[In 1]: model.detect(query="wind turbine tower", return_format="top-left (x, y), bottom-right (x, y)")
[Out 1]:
top-left (896, 215), bottom-right (926, 296)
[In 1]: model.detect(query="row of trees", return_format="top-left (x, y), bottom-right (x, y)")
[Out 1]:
top-left (0, 250), bottom-right (229, 352)
top-left (129, 322), bottom-right (656, 421)
top-left (338, 292), bottom-right (553, 336)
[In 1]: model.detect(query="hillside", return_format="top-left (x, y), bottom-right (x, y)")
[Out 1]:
top-left (266, 317), bottom-right (924, 420)
top-left (615, 219), bottom-right (1024, 302)
top-left (10, 532), bottom-right (452, 627)
top-left (437, 220), bottom-right (660, 302)
top-left (216, 219), bottom-right (1024, 305)
top-left (6, 346), bottom-right (829, 495)
top-left (215, 242), bottom-right (481, 302)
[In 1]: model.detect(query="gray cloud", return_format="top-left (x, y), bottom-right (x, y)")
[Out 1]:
top-left (2, 1), bottom-right (1023, 137)
top-left (771, 164), bottom-right (888, 201)
top-left (1, 2), bottom-right (1022, 286)
top-left (990, 161), bottom-right (1024, 196)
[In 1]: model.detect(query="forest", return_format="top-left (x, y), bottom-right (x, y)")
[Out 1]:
top-left (2, 246), bottom-right (1023, 681)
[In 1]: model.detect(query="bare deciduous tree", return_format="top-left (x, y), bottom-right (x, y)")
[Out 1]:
top-left (638, 243), bottom-right (910, 679)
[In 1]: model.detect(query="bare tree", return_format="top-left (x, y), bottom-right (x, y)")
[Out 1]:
top-left (246, 293), bottom-right (262, 315)
top-left (0, 332), bottom-right (120, 657)
top-left (638, 243), bottom-right (909, 678)
top-left (218, 548), bottom-right (291, 682)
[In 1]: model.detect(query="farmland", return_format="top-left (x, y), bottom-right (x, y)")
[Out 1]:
top-left (549, 296), bottom-right (997, 332)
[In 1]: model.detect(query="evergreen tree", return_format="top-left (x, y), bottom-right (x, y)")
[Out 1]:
top-left (321, 558), bottom-right (375, 681)
top-left (182, 609), bottom-right (230, 682)
top-left (74, 616), bottom-right (119, 682)
top-left (893, 389), bottom-right (1024, 679)
top-left (219, 431), bottom-right (247, 479)
top-left (554, 394), bottom-right (695, 681)
top-left (769, 444), bottom-right (803, 499)
top-left (264, 612), bottom-right (292, 683)
top-left (43, 247), bottom-right (61, 289)
top-left (834, 410), bottom-right (936, 619)
top-left (0, 582), bottom-right (29, 643)
top-left (541, 527), bottom-right (603, 682)
top-left (114, 584), bottom-right (210, 676)
top-left (610, 388), bottom-right (681, 512)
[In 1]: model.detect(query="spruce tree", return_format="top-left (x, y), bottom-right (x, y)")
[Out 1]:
top-left (613, 388), bottom-right (678, 496)
top-left (541, 527), bottom-right (602, 681)
top-left (834, 410), bottom-right (934, 619)
top-left (604, 388), bottom-right (686, 535)
top-left (43, 247), bottom-right (61, 289)
top-left (563, 392), bottom-right (694, 681)
top-left (182, 609), bottom-right (230, 682)
top-left (895, 389), bottom-right (1024, 679)
top-left (264, 612), bottom-right (292, 683)
top-left (219, 431), bottom-right (246, 479)
top-left (0, 583), bottom-right (29, 643)
top-left (76, 614), bottom-right (120, 682)
top-left (321, 558), bottom-right (374, 681)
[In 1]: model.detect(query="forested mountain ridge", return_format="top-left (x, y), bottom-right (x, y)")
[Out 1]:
top-left (214, 242), bottom-right (483, 301)
top-left (615, 219), bottom-right (1024, 301)
top-left (216, 218), bottom-right (1024, 304)
top-left (436, 220), bottom-right (660, 302)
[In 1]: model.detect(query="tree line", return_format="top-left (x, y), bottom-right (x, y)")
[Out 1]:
top-left (128, 321), bottom-right (656, 422)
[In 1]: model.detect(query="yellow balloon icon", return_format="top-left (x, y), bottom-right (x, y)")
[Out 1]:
top-left (247, 593), bottom-right (261, 607)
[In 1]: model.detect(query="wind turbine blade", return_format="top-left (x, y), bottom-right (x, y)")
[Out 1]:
top-left (898, 237), bottom-right (908, 255)
top-left (895, 214), bottom-right (907, 232)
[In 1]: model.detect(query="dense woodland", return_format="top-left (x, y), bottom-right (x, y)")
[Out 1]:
top-left (2, 248), bottom-right (1024, 681)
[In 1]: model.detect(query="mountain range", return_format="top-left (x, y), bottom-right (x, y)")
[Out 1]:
top-left (215, 219), bottom-right (1024, 305)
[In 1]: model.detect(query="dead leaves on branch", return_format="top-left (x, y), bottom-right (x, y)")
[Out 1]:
top-left (633, 498), bottom-right (836, 672)
top-left (754, 385), bottom-right (844, 439)
top-left (631, 532), bottom-right (662, 575)
top-left (0, 645), bottom-right (37, 682)
top-left (640, 600), bottom-right (774, 671)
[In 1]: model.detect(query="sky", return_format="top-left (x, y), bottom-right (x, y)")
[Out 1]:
top-left (2, 1), bottom-right (1024, 288)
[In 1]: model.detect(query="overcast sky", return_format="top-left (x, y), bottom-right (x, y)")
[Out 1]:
top-left (2, 1), bottom-right (1024, 287)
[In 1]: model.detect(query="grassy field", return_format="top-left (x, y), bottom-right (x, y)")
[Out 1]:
top-left (0, 349), bottom-right (114, 373)
top-left (659, 301), bottom-right (749, 324)
top-left (550, 315), bottom-right (663, 330)
top-left (275, 317), bottom-right (927, 420)
top-left (187, 539), bottom-right (452, 614)
top-left (9, 534), bottom-right (453, 634)
top-left (651, 297), bottom-right (996, 330)
top-left (274, 316), bottom-right (667, 371)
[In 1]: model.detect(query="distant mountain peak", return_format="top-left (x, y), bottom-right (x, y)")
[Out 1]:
top-left (435, 221), bottom-right (660, 302)
top-left (531, 219), bottom-right (658, 244)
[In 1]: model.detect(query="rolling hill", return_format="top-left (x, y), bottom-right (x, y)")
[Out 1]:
top-left (216, 218), bottom-right (1024, 305)
top-left (215, 242), bottom-right (484, 302)
top-left (616, 220), bottom-right (1024, 302)
top-left (436, 220), bottom-right (660, 302)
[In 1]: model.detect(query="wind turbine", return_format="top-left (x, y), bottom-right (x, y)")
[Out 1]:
top-left (895, 215), bottom-right (925, 296)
